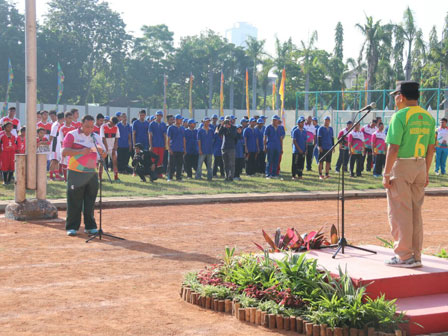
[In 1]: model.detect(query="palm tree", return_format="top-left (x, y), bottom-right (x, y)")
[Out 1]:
top-left (245, 36), bottom-right (266, 111)
top-left (401, 7), bottom-right (417, 80)
top-left (356, 16), bottom-right (391, 103)
top-left (299, 31), bottom-right (318, 110)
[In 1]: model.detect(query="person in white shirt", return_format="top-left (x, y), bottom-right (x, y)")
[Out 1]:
top-left (361, 119), bottom-right (378, 172)
top-left (435, 118), bottom-right (448, 175)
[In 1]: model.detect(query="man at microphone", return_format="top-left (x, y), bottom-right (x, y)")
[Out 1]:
top-left (62, 115), bottom-right (106, 236)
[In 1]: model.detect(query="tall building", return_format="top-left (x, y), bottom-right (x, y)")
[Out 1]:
top-left (225, 22), bottom-right (258, 48)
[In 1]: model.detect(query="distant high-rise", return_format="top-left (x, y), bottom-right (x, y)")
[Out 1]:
top-left (225, 22), bottom-right (258, 48)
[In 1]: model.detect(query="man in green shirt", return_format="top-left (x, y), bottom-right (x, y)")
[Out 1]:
top-left (383, 81), bottom-right (436, 268)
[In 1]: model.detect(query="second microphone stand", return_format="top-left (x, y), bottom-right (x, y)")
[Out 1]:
top-left (86, 136), bottom-right (125, 243)
top-left (319, 107), bottom-right (377, 259)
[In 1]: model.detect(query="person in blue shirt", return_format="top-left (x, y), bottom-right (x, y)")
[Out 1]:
top-left (243, 118), bottom-right (258, 176)
top-left (264, 115), bottom-right (284, 179)
top-left (149, 110), bottom-right (167, 176)
top-left (116, 112), bottom-right (132, 173)
top-left (234, 125), bottom-right (245, 181)
top-left (210, 114), bottom-right (219, 132)
top-left (317, 116), bottom-right (334, 179)
top-left (166, 114), bottom-right (186, 181)
top-left (275, 120), bottom-right (286, 176)
top-left (132, 110), bottom-right (150, 150)
top-left (182, 118), bottom-right (189, 130)
top-left (254, 118), bottom-right (266, 174)
top-left (184, 119), bottom-right (199, 178)
top-left (213, 117), bottom-right (225, 178)
top-left (196, 117), bottom-right (214, 180)
top-left (292, 117), bottom-right (308, 179)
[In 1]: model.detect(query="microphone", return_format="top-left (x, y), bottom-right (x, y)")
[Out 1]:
top-left (360, 102), bottom-right (377, 112)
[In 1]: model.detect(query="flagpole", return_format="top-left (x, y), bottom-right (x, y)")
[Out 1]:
top-left (245, 69), bottom-right (250, 118)
top-left (25, 0), bottom-right (37, 190)
top-left (220, 71), bottom-right (224, 117)
top-left (189, 74), bottom-right (193, 118)
top-left (163, 74), bottom-right (167, 117)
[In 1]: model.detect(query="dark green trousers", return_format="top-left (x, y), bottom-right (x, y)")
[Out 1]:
top-left (66, 170), bottom-right (98, 231)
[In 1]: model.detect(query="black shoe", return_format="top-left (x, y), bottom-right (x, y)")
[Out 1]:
top-left (350, 174), bottom-right (355, 178)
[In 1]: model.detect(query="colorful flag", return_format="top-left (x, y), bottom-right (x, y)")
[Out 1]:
top-left (189, 73), bottom-right (194, 118)
top-left (57, 62), bottom-right (64, 105)
top-left (220, 71), bottom-right (224, 116)
top-left (245, 69), bottom-right (250, 117)
top-left (272, 82), bottom-right (276, 111)
top-left (279, 68), bottom-right (286, 125)
top-left (163, 74), bottom-right (168, 116)
top-left (1, 59), bottom-right (14, 117)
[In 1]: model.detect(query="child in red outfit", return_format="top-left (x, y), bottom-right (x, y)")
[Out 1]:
top-left (0, 122), bottom-right (17, 184)
top-left (16, 127), bottom-right (26, 154)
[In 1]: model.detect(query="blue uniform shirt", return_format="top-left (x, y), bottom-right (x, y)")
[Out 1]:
top-left (149, 121), bottom-right (167, 148)
top-left (117, 122), bottom-right (132, 148)
top-left (213, 132), bottom-right (223, 156)
top-left (292, 127), bottom-right (308, 153)
top-left (185, 128), bottom-right (199, 154)
top-left (132, 119), bottom-right (149, 148)
top-left (236, 138), bottom-right (245, 159)
top-left (290, 125), bottom-right (297, 137)
top-left (264, 124), bottom-right (283, 151)
top-left (243, 127), bottom-right (258, 153)
top-left (167, 125), bottom-right (185, 152)
top-left (197, 128), bottom-right (214, 155)
top-left (254, 126), bottom-right (265, 152)
top-left (317, 126), bottom-right (334, 150)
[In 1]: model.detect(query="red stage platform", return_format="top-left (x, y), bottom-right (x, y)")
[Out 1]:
top-left (278, 246), bottom-right (448, 335)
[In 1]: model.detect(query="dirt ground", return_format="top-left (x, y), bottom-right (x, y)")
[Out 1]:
top-left (1, 196), bottom-right (447, 336)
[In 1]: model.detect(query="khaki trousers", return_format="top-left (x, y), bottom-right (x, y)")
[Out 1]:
top-left (387, 159), bottom-right (426, 261)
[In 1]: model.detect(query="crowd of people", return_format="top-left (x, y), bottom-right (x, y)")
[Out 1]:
top-left (1, 104), bottom-right (447, 185)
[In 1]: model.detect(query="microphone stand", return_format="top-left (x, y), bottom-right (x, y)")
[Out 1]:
top-left (86, 134), bottom-right (125, 243)
top-left (319, 105), bottom-right (377, 259)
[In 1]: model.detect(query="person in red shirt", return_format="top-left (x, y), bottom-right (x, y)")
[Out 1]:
top-left (71, 108), bottom-right (82, 129)
top-left (58, 111), bottom-right (76, 181)
top-left (100, 116), bottom-right (121, 181)
top-left (16, 127), bottom-right (26, 154)
top-left (37, 110), bottom-right (52, 139)
top-left (49, 110), bottom-right (58, 123)
top-left (0, 122), bottom-right (17, 184)
top-left (93, 113), bottom-right (104, 135)
top-left (0, 107), bottom-right (21, 137)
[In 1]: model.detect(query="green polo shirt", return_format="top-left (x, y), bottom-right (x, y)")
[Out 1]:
top-left (386, 106), bottom-right (435, 158)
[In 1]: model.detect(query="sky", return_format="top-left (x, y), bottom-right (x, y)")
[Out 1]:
top-left (19, 0), bottom-right (448, 61)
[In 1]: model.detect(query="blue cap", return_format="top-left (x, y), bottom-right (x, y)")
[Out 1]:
top-left (241, 118), bottom-right (249, 123)
top-left (249, 117), bottom-right (256, 122)
top-left (183, 117), bottom-right (188, 122)
top-left (231, 115), bottom-right (237, 120)
top-left (257, 118), bottom-right (264, 123)
top-left (203, 117), bottom-right (211, 121)
top-left (237, 124), bottom-right (243, 129)
top-left (175, 114), bottom-right (183, 120)
top-left (219, 116), bottom-right (225, 121)
top-left (272, 115), bottom-right (281, 121)
top-left (211, 114), bottom-right (218, 119)
top-left (297, 117), bottom-right (305, 123)
top-left (324, 116), bottom-right (331, 120)
top-left (261, 115), bottom-right (267, 119)
top-left (150, 115), bottom-right (156, 121)
top-left (156, 110), bottom-right (163, 116)
top-left (105, 116), bottom-right (110, 121)
top-left (347, 120), bottom-right (353, 125)
top-left (312, 117), bottom-right (318, 121)
top-left (115, 112), bottom-right (122, 117)
top-left (188, 119), bottom-right (196, 124)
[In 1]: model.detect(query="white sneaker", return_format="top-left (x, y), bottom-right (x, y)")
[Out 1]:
top-left (385, 256), bottom-right (420, 268)
top-left (435, 171), bottom-right (440, 176)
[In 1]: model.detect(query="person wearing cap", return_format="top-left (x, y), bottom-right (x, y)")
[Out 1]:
top-left (234, 125), bottom-right (245, 181)
top-left (166, 114), bottom-right (186, 181)
top-left (304, 116), bottom-right (317, 171)
top-left (435, 118), bottom-right (448, 175)
top-left (254, 118), bottom-right (266, 174)
top-left (0, 121), bottom-right (17, 184)
top-left (243, 117), bottom-right (258, 176)
top-left (219, 115), bottom-right (241, 181)
top-left (196, 117), bottom-right (214, 180)
top-left (241, 118), bottom-right (249, 129)
top-left (292, 117), bottom-right (307, 179)
top-left (132, 143), bottom-right (147, 182)
top-left (132, 110), bottom-right (150, 150)
top-left (361, 119), bottom-right (378, 172)
top-left (230, 115), bottom-right (237, 126)
top-left (264, 115), bottom-right (283, 179)
top-left (210, 114), bottom-right (219, 132)
top-left (117, 112), bottom-right (132, 173)
top-left (317, 116), bottom-right (334, 179)
top-left (213, 117), bottom-right (225, 178)
top-left (0, 107), bottom-right (20, 137)
top-left (184, 119), bottom-right (199, 178)
top-left (348, 123), bottom-right (365, 177)
top-left (149, 110), bottom-right (167, 177)
top-left (275, 120), bottom-right (286, 176)
top-left (182, 118), bottom-right (189, 130)
top-left (383, 81), bottom-right (436, 268)
top-left (372, 122), bottom-right (387, 177)
top-left (335, 121), bottom-right (353, 173)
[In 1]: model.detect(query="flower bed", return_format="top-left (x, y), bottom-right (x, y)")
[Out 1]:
top-left (180, 247), bottom-right (408, 336)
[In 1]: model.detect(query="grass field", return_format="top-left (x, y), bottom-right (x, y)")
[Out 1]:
top-left (1, 136), bottom-right (447, 200)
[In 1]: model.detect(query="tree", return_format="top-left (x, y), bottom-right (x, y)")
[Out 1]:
top-left (245, 36), bottom-right (266, 111)
top-left (334, 22), bottom-right (344, 60)
top-left (401, 7), bottom-right (417, 80)
top-left (356, 16), bottom-right (391, 103)
top-left (299, 31), bottom-right (318, 110)
top-left (43, 0), bottom-right (130, 104)
top-left (329, 22), bottom-right (345, 91)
